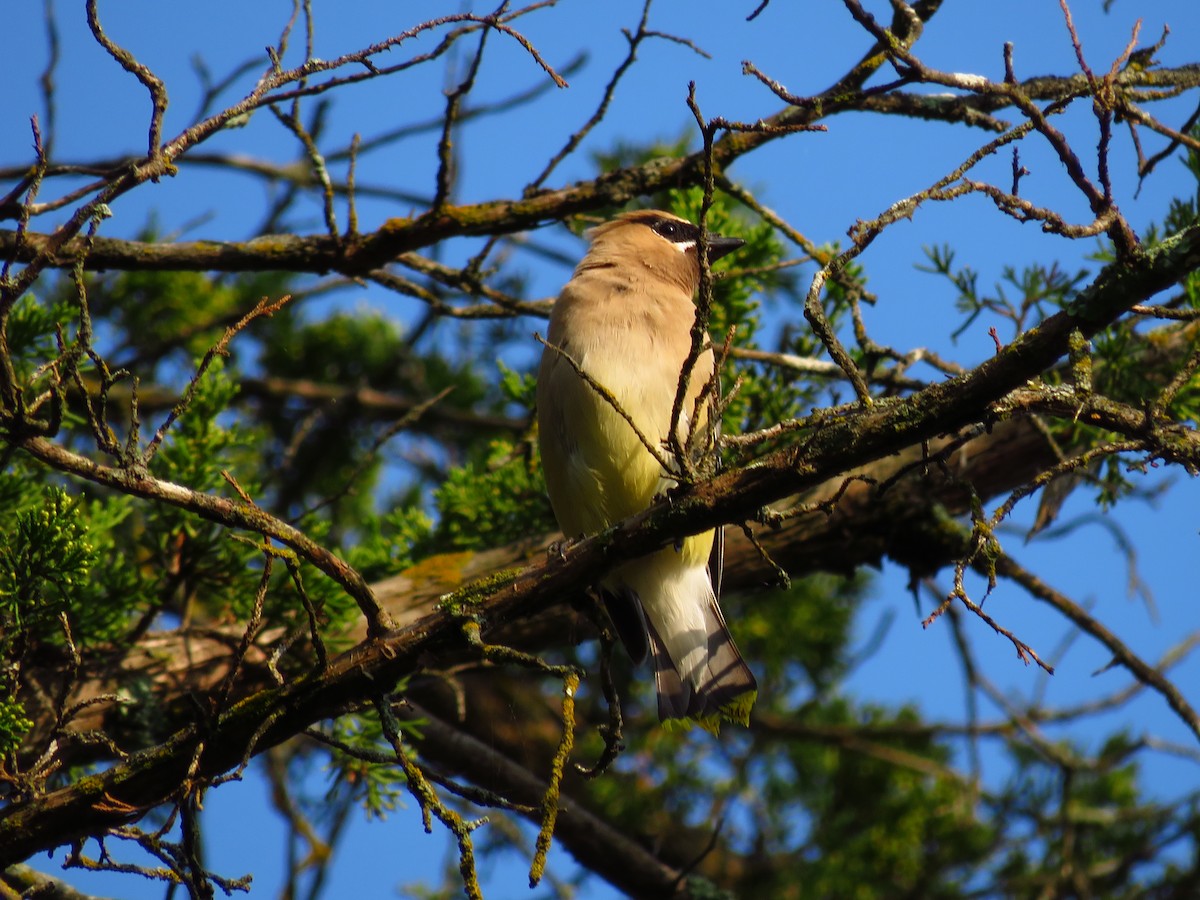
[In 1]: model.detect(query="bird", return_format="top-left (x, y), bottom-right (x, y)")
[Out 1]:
top-left (536, 209), bottom-right (758, 728)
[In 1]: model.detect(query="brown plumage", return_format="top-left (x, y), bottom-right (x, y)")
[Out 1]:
top-left (536, 210), bottom-right (757, 726)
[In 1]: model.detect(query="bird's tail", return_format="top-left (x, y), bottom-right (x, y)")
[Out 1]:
top-left (605, 546), bottom-right (757, 729)
top-left (647, 593), bottom-right (757, 730)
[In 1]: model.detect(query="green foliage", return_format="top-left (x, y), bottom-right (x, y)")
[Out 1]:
top-left (321, 707), bottom-right (420, 821)
top-left (763, 703), bottom-right (994, 899)
top-left (254, 306), bottom-right (500, 527)
top-left (990, 733), bottom-right (1184, 896)
top-left (151, 357), bottom-right (247, 489)
top-left (1156, 124), bottom-right (1200, 240)
top-left (5, 292), bottom-right (75, 385)
top-left (0, 487), bottom-right (98, 646)
top-left (143, 358), bottom-right (269, 622)
top-left (432, 438), bottom-right (553, 551)
top-left (0, 476), bottom-right (133, 759)
top-left (0, 690), bottom-right (33, 758)
top-left (496, 359), bottom-right (536, 408)
top-left (736, 573), bottom-right (865, 697)
top-left (919, 244), bottom-right (1091, 339)
top-left (920, 205), bottom-right (1200, 509)
top-left (345, 505), bottom-right (435, 583)
top-left (93, 262), bottom-right (289, 367)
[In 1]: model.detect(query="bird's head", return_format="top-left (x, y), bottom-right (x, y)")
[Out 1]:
top-left (580, 210), bottom-right (744, 295)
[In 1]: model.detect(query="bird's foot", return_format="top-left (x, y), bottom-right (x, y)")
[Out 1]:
top-left (547, 535), bottom-right (583, 561)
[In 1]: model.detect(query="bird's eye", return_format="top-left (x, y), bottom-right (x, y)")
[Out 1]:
top-left (649, 217), bottom-right (699, 244)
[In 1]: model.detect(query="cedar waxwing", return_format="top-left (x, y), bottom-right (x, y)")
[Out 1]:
top-left (536, 209), bottom-right (757, 727)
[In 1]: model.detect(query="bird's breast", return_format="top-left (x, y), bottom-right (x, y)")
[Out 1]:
top-left (538, 279), bottom-right (713, 533)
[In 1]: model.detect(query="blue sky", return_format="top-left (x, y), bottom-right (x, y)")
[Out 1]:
top-left (5, 1), bottom-right (1200, 897)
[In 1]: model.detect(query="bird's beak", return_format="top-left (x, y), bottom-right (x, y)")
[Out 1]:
top-left (705, 235), bottom-right (744, 262)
